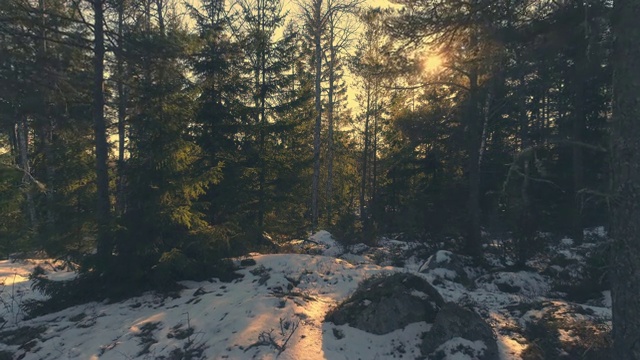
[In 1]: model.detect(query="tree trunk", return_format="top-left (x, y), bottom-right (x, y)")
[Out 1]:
top-left (16, 117), bottom-right (38, 230)
top-left (93, 0), bottom-right (111, 260)
top-left (571, 15), bottom-right (588, 244)
top-left (116, 0), bottom-right (127, 215)
top-left (371, 81), bottom-right (378, 219)
top-left (360, 86), bottom-right (371, 226)
top-left (39, 0), bottom-right (55, 237)
top-left (518, 66), bottom-right (533, 267)
top-left (257, 0), bottom-right (267, 231)
top-left (311, 0), bottom-right (322, 230)
top-left (326, 14), bottom-right (335, 226)
top-left (611, 0), bottom-right (640, 358)
top-left (465, 52), bottom-right (482, 256)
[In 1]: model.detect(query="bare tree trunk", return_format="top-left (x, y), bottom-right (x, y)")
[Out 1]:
top-left (360, 86), bottom-right (371, 225)
top-left (371, 82), bottom-right (378, 216)
top-left (39, 0), bottom-right (55, 237)
top-left (325, 14), bottom-right (335, 226)
top-left (517, 67), bottom-right (533, 267)
top-left (465, 56), bottom-right (482, 256)
top-left (116, 0), bottom-right (127, 215)
top-left (311, 0), bottom-right (322, 230)
top-left (93, 0), bottom-right (112, 260)
top-left (257, 0), bottom-right (266, 231)
top-left (571, 13), bottom-right (588, 244)
top-left (611, 0), bottom-right (640, 358)
top-left (16, 117), bottom-right (38, 230)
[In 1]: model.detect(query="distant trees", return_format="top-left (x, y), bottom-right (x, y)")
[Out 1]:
top-left (0, 0), bottom-right (96, 255)
top-left (0, 0), bottom-right (618, 293)
top-left (299, 0), bottom-right (361, 230)
top-left (385, 0), bottom-right (611, 257)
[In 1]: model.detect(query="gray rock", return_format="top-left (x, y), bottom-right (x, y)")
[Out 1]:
top-left (325, 273), bottom-right (444, 335)
top-left (421, 302), bottom-right (499, 360)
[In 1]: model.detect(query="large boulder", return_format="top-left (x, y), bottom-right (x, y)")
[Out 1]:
top-left (421, 302), bottom-right (499, 360)
top-left (325, 273), bottom-right (444, 335)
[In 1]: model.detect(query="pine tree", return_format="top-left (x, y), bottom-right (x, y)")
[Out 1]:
top-left (114, 1), bottom-right (222, 284)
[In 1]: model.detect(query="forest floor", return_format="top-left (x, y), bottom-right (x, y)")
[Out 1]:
top-left (0, 230), bottom-right (611, 360)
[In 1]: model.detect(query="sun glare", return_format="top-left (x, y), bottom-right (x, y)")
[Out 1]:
top-left (422, 54), bottom-right (444, 74)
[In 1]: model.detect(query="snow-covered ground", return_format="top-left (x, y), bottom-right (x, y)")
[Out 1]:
top-left (0, 230), bottom-right (611, 360)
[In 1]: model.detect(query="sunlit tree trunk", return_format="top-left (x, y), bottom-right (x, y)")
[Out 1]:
top-left (311, 0), bottom-right (322, 230)
top-left (326, 12), bottom-right (335, 226)
top-left (116, 0), bottom-right (127, 215)
top-left (360, 85), bottom-right (371, 226)
top-left (92, 0), bottom-right (112, 260)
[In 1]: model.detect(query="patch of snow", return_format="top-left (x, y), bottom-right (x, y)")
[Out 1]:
top-left (323, 322), bottom-right (430, 359)
top-left (430, 267), bottom-right (459, 281)
top-left (477, 271), bottom-right (550, 298)
top-left (558, 249), bottom-right (583, 260)
top-left (434, 250), bottom-right (454, 264)
top-left (602, 290), bottom-right (612, 308)
top-left (410, 290), bottom-right (429, 300)
top-left (433, 337), bottom-right (487, 360)
top-left (584, 226), bottom-right (607, 238)
top-left (497, 334), bottom-right (526, 360)
top-left (560, 237), bottom-right (574, 247)
top-left (309, 231), bottom-right (343, 257)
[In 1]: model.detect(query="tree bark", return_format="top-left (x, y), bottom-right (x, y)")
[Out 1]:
top-left (257, 0), bottom-right (266, 231)
top-left (611, 0), bottom-right (640, 358)
top-left (93, 0), bottom-right (112, 260)
top-left (465, 49), bottom-right (482, 256)
top-left (16, 117), bottom-right (38, 230)
top-left (116, 0), bottom-right (127, 215)
top-left (571, 16), bottom-right (588, 244)
top-left (360, 85), bottom-right (371, 226)
top-left (326, 13), bottom-right (335, 226)
top-left (311, 0), bottom-right (322, 230)
top-left (38, 0), bottom-right (55, 237)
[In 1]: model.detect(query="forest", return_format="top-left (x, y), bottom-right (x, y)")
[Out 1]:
top-left (1, 0), bottom-right (640, 358)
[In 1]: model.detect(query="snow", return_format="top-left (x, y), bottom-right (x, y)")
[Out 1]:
top-left (434, 250), bottom-right (454, 264)
top-left (560, 237), bottom-right (574, 247)
top-left (433, 337), bottom-right (487, 360)
top-left (309, 230), bottom-right (344, 257)
top-left (602, 290), bottom-right (612, 308)
top-left (0, 231), bottom-right (613, 360)
top-left (476, 271), bottom-right (550, 298)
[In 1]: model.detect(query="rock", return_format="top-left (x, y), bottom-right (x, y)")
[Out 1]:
top-left (420, 250), bottom-right (470, 285)
top-left (325, 273), bottom-right (444, 335)
top-left (240, 258), bottom-right (257, 267)
top-left (421, 303), bottom-right (499, 360)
